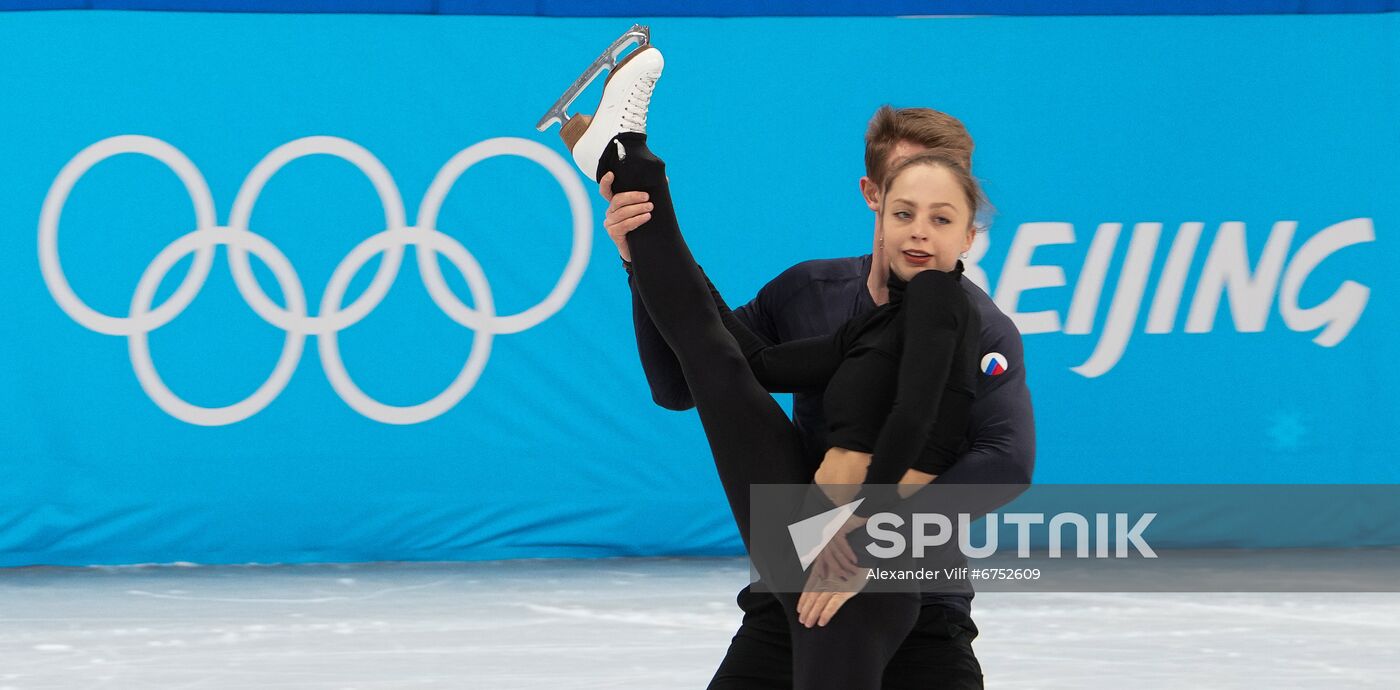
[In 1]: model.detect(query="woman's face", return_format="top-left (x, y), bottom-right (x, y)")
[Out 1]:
top-left (879, 164), bottom-right (976, 281)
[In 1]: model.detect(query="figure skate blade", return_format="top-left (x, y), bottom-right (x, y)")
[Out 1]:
top-left (536, 25), bottom-right (651, 132)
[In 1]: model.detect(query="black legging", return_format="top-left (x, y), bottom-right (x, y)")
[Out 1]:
top-left (604, 133), bottom-right (920, 690)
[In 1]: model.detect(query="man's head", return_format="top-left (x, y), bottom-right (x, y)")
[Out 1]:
top-left (860, 106), bottom-right (974, 212)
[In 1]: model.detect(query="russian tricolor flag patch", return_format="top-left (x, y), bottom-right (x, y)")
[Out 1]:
top-left (980, 352), bottom-right (1008, 376)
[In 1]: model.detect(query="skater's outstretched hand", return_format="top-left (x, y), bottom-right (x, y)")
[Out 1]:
top-left (796, 566), bottom-right (871, 628)
top-left (599, 171), bottom-right (653, 262)
top-left (796, 515), bottom-right (871, 627)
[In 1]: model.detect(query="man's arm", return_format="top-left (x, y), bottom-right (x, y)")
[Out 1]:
top-left (626, 262), bottom-right (692, 410)
top-left (603, 172), bottom-right (784, 411)
top-left (625, 262), bottom-right (779, 411)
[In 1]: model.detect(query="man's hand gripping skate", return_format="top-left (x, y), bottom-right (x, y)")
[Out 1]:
top-left (600, 171), bottom-right (660, 263)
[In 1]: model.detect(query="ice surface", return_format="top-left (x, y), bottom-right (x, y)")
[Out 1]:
top-left (2, 558), bottom-right (1398, 688)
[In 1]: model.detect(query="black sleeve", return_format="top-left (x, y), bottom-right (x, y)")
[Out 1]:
top-left (854, 269), bottom-right (973, 518)
top-left (625, 261), bottom-right (807, 407)
top-left (703, 271), bottom-right (843, 393)
top-left (930, 315), bottom-right (1035, 518)
top-left (626, 261), bottom-right (695, 411)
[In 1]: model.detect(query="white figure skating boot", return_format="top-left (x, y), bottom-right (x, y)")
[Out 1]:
top-left (536, 25), bottom-right (663, 180)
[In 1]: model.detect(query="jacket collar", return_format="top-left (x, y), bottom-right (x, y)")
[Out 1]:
top-left (885, 259), bottom-right (965, 305)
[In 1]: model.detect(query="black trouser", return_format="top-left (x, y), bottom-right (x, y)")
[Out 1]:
top-left (709, 585), bottom-right (984, 689)
top-left (607, 133), bottom-right (928, 689)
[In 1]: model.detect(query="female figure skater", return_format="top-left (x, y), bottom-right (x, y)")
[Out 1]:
top-left (555, 44), bottom-right (983, 689)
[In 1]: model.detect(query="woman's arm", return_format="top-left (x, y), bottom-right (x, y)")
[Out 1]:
top-left (851, 269), bottom-right (979, 517)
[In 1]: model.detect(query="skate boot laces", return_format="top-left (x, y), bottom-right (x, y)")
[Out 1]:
top-left (620, 76), bottom-right (657, 133)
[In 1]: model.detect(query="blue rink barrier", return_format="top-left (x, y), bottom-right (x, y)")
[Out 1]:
top-left (0, 11), bottom-right (1396, 566)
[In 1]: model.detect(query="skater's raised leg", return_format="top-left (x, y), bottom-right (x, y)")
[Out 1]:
top-left (543, 37), bottom-right (921, 690)
top-left (548, 43), bottom-right (808, 564)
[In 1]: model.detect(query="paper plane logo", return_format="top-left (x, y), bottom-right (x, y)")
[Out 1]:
top-left (980, 352), bottom-right (1008, 376)
top-left (787, 498), bottom-right (865, 570)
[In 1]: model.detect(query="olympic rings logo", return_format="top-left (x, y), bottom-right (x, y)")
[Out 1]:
top-left (39, 135), bottom-right (592, 426)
